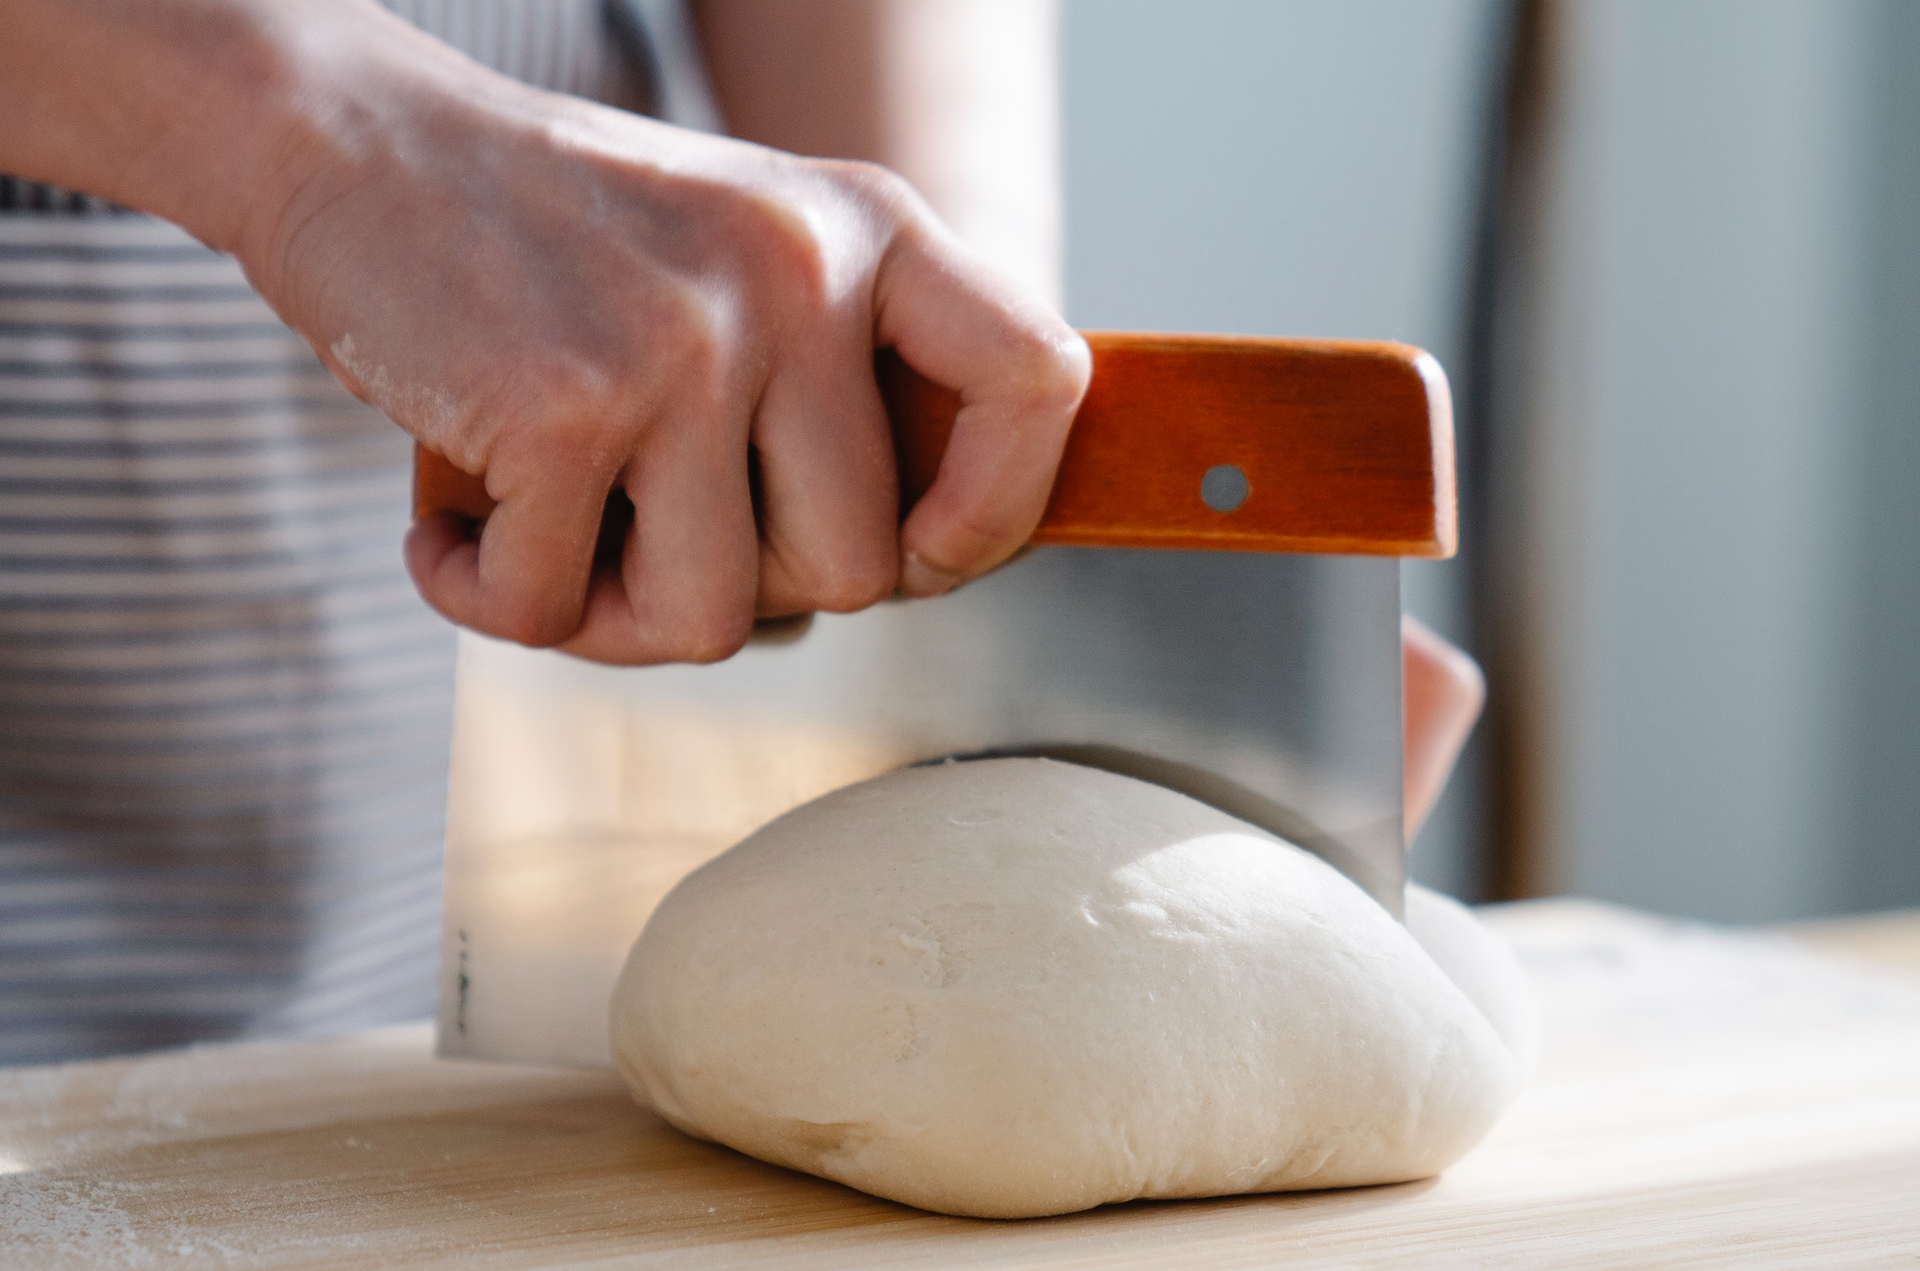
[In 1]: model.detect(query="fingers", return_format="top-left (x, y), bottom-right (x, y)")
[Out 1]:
top-left (404, 162), bottom-right (1088, 659)
top-left (1402, 614), bottom-right (1488, 841)
top-left (557, 403), bottom-right (761, 665)
top-left (874, 220), bottom-right (1091, 597)
top-left (404, 447), bottom-right (609, 647)
top-left (405, 399), bottom-right (762, 666)
top-left (750, 331), bottom-right (901, 618)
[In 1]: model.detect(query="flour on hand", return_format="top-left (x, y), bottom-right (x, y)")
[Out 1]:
top-left (329, 333), bottom-right (461, 441)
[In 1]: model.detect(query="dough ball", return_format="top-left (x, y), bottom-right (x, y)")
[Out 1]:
top-left (1403, 884), bottom-right (1541, 1072)
top-left (610, 758), bottom-right (1530, 1219)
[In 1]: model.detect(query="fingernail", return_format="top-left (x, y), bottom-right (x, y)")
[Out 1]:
top-left (900, 552), bottom-right (962, 598)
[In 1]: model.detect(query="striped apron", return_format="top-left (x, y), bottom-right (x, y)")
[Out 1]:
top-left (0, 0), bottom-right (654, 1063)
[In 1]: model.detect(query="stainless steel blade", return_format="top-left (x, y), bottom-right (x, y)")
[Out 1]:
top-left (438, 547), bottom-right (1403, 1067)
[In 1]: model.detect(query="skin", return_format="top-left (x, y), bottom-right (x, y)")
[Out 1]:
top-left (0, 0), bottom-right (1485, 824)
top-left (0, 0), bottom-right (1091, 665)
top-left (1404, 615), bottom-right (1487, 840)
top-left (693, 0), bottom-right (1064, 307)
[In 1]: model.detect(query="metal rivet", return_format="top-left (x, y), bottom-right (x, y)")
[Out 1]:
top-left (1201, 463), bottom-right (1249, 513)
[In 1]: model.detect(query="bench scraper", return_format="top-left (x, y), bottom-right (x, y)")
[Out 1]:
top-left (415, 331), bottom-right (1455, 1068)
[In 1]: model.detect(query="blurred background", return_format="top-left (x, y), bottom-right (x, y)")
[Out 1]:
top-left (1057, 0), bottom-right (1919, 923)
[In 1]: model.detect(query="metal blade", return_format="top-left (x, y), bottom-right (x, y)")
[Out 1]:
top-left (438, 547), bottom-right (1403, 1067)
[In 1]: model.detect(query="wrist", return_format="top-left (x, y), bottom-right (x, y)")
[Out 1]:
top-left (129, 1), bottom-right (414, 256)
top-left (0, 0), bottom-right (426, 252)
top-left (216, 6), bottom-right (568, 280)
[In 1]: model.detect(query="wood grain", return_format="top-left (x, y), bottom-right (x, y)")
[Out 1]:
top-left (414, 332), bottom-right (1457, 560)
top-left (3, 903), bottom-right (1917, 1269)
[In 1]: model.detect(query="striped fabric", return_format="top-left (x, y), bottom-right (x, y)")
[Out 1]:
top-left (0, 0), bottom-right (655, 1064)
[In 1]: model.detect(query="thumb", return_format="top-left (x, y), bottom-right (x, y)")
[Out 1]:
top-left (874, 218), bottom-right (1090, 596)
top-left (1403, 614), bottom-right (1487, 841)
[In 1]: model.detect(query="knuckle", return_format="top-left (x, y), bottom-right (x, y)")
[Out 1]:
top-left (944, 507), bottom-right (1009, 562)
top-left (804, 552), bottom-right (897, 614)
top-left (507, 351), bottom-right (622, 423)
top-left (537, 356), bottom-right (616, 414)
top-left (643, 287), bottom-right (727, 386)
top-left (1006, 326), bottom-right (1093, 419)
top-left (916, 499), bottom-right (1013, 576)
top-left (484, 368), bottom-right (630, 480)
top-left (828, 159), bottom-right (916, 217)
top-left (733, 189), bottom-right (838, 313)
top-left (484, 592), bottom-right (575, 650)
top-left (665, 605), bottom-right (754, 665)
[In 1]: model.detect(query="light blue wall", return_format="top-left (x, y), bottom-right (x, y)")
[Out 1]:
top-left (1547, 0), bottom-right (1863, 920)
top-left (1521, 0), bottom-right (1919, 922)
top-left (1061, 0), bottom-right (1494, 344)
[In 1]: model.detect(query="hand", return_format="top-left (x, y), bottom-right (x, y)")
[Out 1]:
top-left (230, 7), bottom-right (1089, 664)
top-left (1402, 616), bottom-right (1486, 841)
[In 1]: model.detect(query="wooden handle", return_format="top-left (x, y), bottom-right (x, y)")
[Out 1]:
top-left (413, 331), bottom-right (1456, 559)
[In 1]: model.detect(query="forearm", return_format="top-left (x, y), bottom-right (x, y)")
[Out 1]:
top-left (0, 0), bottom-right (1089, 661)
top-left (690, 0), bottom-right (1064, 306)
top-left (0, 0), bottom-right (464, 254)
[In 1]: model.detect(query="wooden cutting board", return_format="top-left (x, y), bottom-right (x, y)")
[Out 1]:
top-left (3, 901), bottom-right (1919, 1269)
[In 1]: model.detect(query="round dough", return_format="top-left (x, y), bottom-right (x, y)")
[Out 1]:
top-left (610, 758), bottom-right (1531, 1218)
